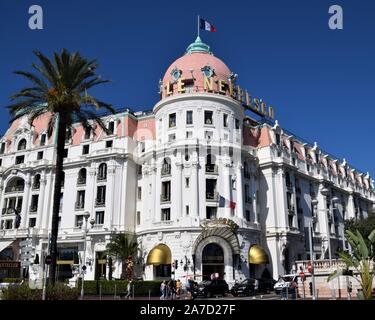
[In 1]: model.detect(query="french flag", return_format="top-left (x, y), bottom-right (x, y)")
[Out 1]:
top-left (219, 196), bottom-right (236, 209)
top-left (200, 18), bottom-right (216, 33)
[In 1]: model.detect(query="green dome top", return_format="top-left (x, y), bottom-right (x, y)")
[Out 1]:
top-left (186, 36), bottom-right (212, 55)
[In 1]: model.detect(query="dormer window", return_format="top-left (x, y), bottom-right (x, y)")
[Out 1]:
top-left (84, 127), bottom-right (91, 140)
top-left (275, 133), bottom-right (281, 146)
top-left (108, 121), bottom-right (114, 135)
top-left (201, 65), bottom-right (214, 78)
top-left (171, 68), bottom-right (182, 81)
top-left (40, 134), bottom-right (46, 146)
top-left (18, 139), bottom-right (27, 151)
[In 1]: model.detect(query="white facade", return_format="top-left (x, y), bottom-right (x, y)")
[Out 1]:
top-left (0, 38), bottom-right (374, 286)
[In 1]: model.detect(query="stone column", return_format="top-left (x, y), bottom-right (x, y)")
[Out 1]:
top-left (191, 161), bottom-right (199, 217)
top-left (37, 174), bottom-right (47, 229)
top-left (21, 174), bottom-right (31, 229)
top-left (236, 163), bottom-right (244, 219)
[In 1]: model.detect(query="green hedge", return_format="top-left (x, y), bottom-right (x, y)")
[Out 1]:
top-left (0, 278), bottom-right (23, 283)
top-left (1, 283), bottom-right (79, 300)
top-left (78, 280), bottom-right (163, 296)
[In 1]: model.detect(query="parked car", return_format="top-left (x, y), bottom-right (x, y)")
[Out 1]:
top-left (231, 278), bottom-right (277, 296)
top-left (192, 279), bottom-right (229, 298)
top-left (273, 274), bottom-right (299, 294)
top-left (231, 279), bottom-right (255, 296)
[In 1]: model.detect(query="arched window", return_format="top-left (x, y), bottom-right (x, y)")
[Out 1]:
top-left (98, 163), bottom-right (107, 181)
top-left (77, 168), bottom-right (87, 185)
top-left (161, 158), bottom-right (171, 176)
top-left (18, 139), bottom-right (27, 151)
top-left (32, 174), bottom-right (41, 190)
top-left (5, 177), bottom-right (25, 193)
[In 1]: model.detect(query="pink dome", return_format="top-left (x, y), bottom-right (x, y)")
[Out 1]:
top-left (161, 37), bottom-right (232, 99)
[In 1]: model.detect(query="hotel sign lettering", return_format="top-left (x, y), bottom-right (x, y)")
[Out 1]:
top-left (164, 76), bottom-right (275, 119)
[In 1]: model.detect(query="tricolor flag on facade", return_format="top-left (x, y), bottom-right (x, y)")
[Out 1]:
top-left (219, 196), bottom-right (236, 209)
top-left (199, 17), bottom-right (216, 33)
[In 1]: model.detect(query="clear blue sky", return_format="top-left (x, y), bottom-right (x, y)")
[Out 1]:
top-left (0, 0), bottom-right (374, 176)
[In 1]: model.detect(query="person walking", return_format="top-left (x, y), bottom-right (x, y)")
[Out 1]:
top-left (176, 279), bottom-right (182, 299)
top-left (253, 279), bottom-right (259, 299)
top-left (160, 281), bottom-right (166, 300)
top-left (124, 280), bottom-right (133, 299)
top-left (290, 280), bottom-right (298, 300)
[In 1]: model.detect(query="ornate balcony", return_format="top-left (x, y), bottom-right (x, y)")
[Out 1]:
top-left (160, 194), bottom-right (171, 203)
top-left (29, 206), bottom-right (38, 213)
top-left (75, 202), bottom-right (85, 210)
top-left (161, 165), bottom-right (171, 176)
top-left (95, 198), bottom-right (106, 207)
top-left (206, 192), bottom-right (219, 201)
top-left (5, 185), bottom-right (24, 193)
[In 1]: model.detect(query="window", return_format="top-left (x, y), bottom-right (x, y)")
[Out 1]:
top-left (98, 163), bottom-right (107, 180)
top-left (29, 218), bottom-right (36, 228)
top-left (37, 151), bottom-right (43, 160)
top-left (18, 139), bottom-right (27, 150)
top-left (204, 111), bottom-right (213, 125)
top-left (245, 184), bottom-right (250, 203)
top-left (82, 145), bottom-right (89, 155)
top-left (61, 172), bottom-right (65, 188)
top-left (84, 128), bottom-right (91, 140)
top-left (76, 190), bottom-right (85, 210)
top-left (223, 114), bottom-right (228, 127)
top-left (0, 159), bottom-right (2, 167)
top-left (235, 119), bottom-right (240, 129)
top-left (140, 142), bottom-right (145, 153)
top-left (106, 140), bottom-right (113, 148)
top-left (75, 215), bottom-right (84, 227)
top-left (185, 177), bottom-right (190, 188)
top-left (96, 186), bottom-right (106, 206)
top-left (77, 168), bottom-right (86, 185)
top-left (15, 155), bottom-right (25, 164)
top-left (65, 129), bottom-right (72, 143)
top-left (275, 133), bottom-right (281, 146)
top-left (40, 134), bottom-right (46, 146)
top-left (169, 113), bottom-right (176, 128)
top-left (186, 131), bottom-right (192, 139)
top-left (186, 205), bottom-right (190, 216)
top-left (137, 187), bottom-right (142, 200)
top-left (58, 216), bottom-right (61, 228)
top-left (108, 121), bottom-right (115, 135)
top-left (245, 210), bottom-right (251, 222)
top-left (184, 145), bottom-right (190, 161)
top-left (30, 195), bottom-right (39, 212)
top-left (206, 207), bottom-right (217, 219)
top-left (161, 208), bottom-right (171, 221)
top-left (136, 211), bottom-right (141, 225)
top-left (161, 181), bottom-right (171, 202)
top-left (5, 220), bottom-right (13, 230)
top-left (95, 211), bottom-right (105, 225)
top-left (288, 215), bottom-right (294, 228)
top-left (186, 111), bottom-right (193, 125)
top-left (63, 149), bottom-right (68, 158)
top-left (0, 142), bottom-right (5, 154)
top-left (137, 165), bottom-right (142, 175)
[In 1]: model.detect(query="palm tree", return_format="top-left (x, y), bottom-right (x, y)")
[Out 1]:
top-left (328, 229), bottom-right (375, 300)
top-left (106, 234), bottom-right (138, 280)
top-left (8, 49), bottom-right (114, 285)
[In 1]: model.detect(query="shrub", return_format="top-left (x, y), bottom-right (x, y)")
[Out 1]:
top-left (0, 278), bottom-right (23, 283)
top-left (0, 282), bottom-right (79, 300)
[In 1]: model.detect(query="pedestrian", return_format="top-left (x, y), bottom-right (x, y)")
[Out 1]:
top-left (253, 279), bottom-right (259, 299)
top-left (347, 281), bottom-right (352, 300)
top-left (290, 280), bottom-right (298, 300)
top-left (309, 281), bottom-right (313, 296)
top-left (176, 279), bottom-right (181, 299)
top-left (160, 281), bottom-right (166, 300)
top-left (124, 280), bottom-right (132, 299)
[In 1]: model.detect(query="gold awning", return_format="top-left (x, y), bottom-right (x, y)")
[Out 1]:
top-left (249, 245), bottom-right (269, 265)
top-left (146, 244), bottom-right (172, 265)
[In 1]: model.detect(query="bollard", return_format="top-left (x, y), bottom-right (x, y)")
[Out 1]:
top-left (114, 284), bottom-right (116, 299)
top-left (149, 289), bottom-right (151, 300)
top-left (99, 284), bottom-right (102, 300)
top-left (132, 284), bottom-right (135, 300)
top-left (286, 287), bottom-right (289, 300)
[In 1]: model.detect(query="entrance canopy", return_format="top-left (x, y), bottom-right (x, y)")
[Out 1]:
top-left (0, 240), bottom-right (14, 253)
top-left (146, 244), bottom-right (172, 265)
top-left (249, 245), bottom-right (269, 264)
top-left (192, 227), bottom-right (240, 255)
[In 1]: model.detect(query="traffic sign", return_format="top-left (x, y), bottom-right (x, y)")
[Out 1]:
top-left (45, 255), bottom-right (52, 265)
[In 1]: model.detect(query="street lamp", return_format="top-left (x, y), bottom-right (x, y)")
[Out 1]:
top-left (180, 256), bottom-right (191, 279)
top-left (79, 211), bottom-right (95, 300)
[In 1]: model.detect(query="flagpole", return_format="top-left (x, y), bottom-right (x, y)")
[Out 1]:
top-left (197, 15), bottom-right (200, 38)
